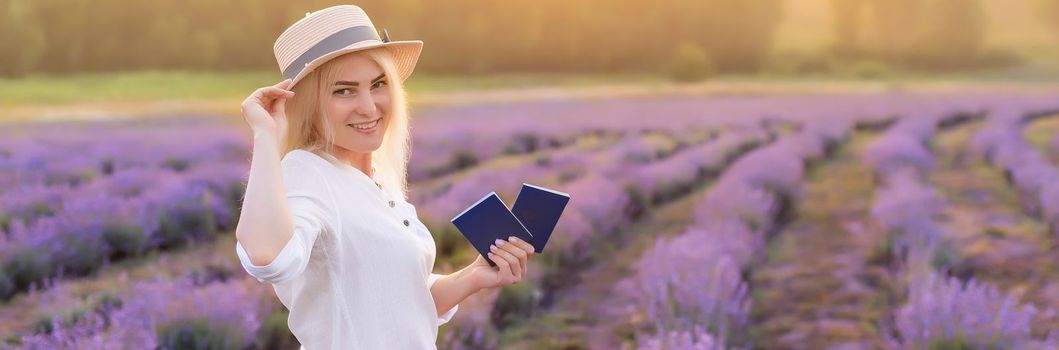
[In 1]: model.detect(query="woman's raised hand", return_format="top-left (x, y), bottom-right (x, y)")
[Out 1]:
top-left (466, 236), bottom-right (535, 290)
top-left (241, 79), bottom-right (295, 142)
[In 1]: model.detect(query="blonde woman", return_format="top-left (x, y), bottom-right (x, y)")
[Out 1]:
top-left (234, 5), bottom-right (535, 349)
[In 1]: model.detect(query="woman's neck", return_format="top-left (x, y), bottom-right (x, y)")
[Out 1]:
top-left (333, 147), bottom-right (373, 178)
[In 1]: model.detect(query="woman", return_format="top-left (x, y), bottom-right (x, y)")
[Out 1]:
top-left (234, 5), bottom-right (535, 349)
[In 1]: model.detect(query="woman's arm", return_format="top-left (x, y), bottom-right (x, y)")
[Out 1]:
top-left (430, 237), bottom-right (536, 316)
top-left (429, 266), bottom-right (481, 317)
top-left (235, 80), bottom-right (297, 265)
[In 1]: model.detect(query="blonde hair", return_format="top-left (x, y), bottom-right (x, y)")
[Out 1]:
top-left (281, 48), bottom-right (413, 200)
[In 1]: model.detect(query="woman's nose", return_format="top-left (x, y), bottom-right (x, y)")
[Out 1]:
top-left (354, 91), bottom-right (377, 116)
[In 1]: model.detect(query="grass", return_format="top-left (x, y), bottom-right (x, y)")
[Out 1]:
top-left (0, 71), bottom-right (276, 106)
top-left (3, 65), bottom-right (1059, 109)
top-left (0, 70), bottom-right (669, 123)
top-left (1, 66), bottom-right (1058, 126)
top-left (747, 131), bottom-right (892, 349)
top-left (1025, 114), bottom-right (1059, 155)
top-left (0, 70), bottom-right (663, 107)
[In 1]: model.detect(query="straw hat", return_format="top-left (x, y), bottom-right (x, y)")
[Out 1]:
top-left (273, 5), bottom-right (423, 87)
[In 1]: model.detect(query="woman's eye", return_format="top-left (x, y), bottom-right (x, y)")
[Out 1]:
top-left (371, 80), bottom-right (387, 90)
top-left (334, 88), bottom-right (354, 96)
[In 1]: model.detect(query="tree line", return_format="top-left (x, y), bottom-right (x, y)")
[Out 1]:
top-left (0, 0), bottom-right (1055, 77)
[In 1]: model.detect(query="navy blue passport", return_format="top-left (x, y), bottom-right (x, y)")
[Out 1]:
top-left (511, 183), bottom-right (570, 253)
top-left (451, 192), bottom-right (534, 267)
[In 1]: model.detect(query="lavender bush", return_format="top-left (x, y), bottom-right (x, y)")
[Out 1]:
top-left (890, 272), bottom-right (1053, 350)
top-left (15, 276), bottom-right (272, 350)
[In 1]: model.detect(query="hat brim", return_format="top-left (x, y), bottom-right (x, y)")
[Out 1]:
top-left (288, 40), bottom-right (423, 88)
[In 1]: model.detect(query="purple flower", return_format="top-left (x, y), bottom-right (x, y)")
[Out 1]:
top-left (722, 144), bottom-right (805, 199)
top-left (695, 180), bottom-right (777, 235)
top-left (17, 277), bottom-right (272, 349)
top-left (623, 227), bottom-right (751, 342)
top-left (870, 170), bottom-right (941, 234)
top-left (437, 290), bottom-right (500, 350)
top-left (891, 272), bottom-right (1041, 349)
top-left (636, 326), bottom-right (734, 350)
top-left (864, 132), bottom-right (934, 177)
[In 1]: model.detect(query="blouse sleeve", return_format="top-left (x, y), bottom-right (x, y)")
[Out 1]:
top-left (236, 156), bottom-right (335, 285)
top-left (427, 273), bottom-right (460, 325)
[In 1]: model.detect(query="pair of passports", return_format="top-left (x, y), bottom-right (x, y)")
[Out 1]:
top-left (451, 183), bottom-right (570, 266)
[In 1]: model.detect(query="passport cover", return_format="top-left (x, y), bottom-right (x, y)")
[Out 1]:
top-left (451, 192), bottom-right (534, 267)
top-left (510, 183), bottom-right (570, 253)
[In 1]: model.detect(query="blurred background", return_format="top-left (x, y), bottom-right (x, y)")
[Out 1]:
top-left (1, 1), bottom-right (1059, 349)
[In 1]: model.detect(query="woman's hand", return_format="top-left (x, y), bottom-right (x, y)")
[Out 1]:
top-left (241, 79), bottom-right (295, 142)
top-left (465, 236), bottom-right (535, 290)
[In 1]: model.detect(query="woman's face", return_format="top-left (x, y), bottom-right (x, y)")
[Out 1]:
top-left (321, 52), bottom-right (391, 155)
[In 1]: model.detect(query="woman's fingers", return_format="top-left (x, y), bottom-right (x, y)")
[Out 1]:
top-left (507, 237), bottom-right (536, 255)
top-left (489, 244), bottom-right (522, 282)
top-left (243, 90), bottom-right (288, 116)
top-left (487, 251), bottom-right (515, 284)
top-left (496, 238), bottom-right (528, 278)
top-left (241, 80), bottom-right (295, 137)
top-left (274, 78), bottom-right (293, 89)
top-left (249, 82), bottom-right (295, 104)
top-left (255, 87), bottom-right (295, 104)
top-left (506, 237), bottom-right (534, 276)
top-left (489, 245), bottom-right (518, 281)
top-left (270, 96), bottom-right (288, 122)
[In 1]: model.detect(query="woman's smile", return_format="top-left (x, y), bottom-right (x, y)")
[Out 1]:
top-left (348, 117), bottom-right (382, 133)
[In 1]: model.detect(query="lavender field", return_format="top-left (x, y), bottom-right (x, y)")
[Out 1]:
top-left (2, 90), bottom-right (1059, 350)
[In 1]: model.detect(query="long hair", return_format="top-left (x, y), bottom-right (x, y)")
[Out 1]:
top-left (280, 48), bottom-right (413, 200)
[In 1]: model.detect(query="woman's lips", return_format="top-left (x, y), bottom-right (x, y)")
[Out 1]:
top-left (348, 118), bottom-right (381, 134)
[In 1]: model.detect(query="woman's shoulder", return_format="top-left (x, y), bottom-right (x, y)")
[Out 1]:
top-left (282, 149), bottom-right (330, 169)
top-left (280, 149), bottom-right (333, 188)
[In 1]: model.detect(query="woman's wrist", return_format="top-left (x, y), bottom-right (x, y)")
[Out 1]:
top-left (252, 127), bottom-right (278, 143)
top-left (455, 265), bottom-right (485, 294)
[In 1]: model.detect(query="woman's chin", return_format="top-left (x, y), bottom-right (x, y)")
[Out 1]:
top-left (337, 141), bottom-right (383, 154)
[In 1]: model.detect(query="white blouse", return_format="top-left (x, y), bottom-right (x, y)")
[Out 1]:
top-left (235, 149), bottom-right (458, 350)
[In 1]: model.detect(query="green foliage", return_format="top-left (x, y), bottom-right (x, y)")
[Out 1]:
top-left (4, 248), bottom-right (53, 292)
top-left (0, 213), bottom-right (10, 234)
top-left (504, 134), bottom-right (541, 155)
top-left (103, 221), bottom-right (150, 259)
top-left (836, 59), bottom-right (899, 79)
top-left (931, 244), bottom-right (960, 270)
top-left (432, 223), bottom-right (466, 261)
top-left (162, 158), bottom-right (191, 172)
top-left (0, 0), bottom-right (785, 76)
top-left (156, 195), bottom-right (218, 249)
top-left (156, 318), bottom-right (242, 350)
top-left (904, 0), bottom-right (987, 68)
top-left (983, 227), bottom-right (1006, 238)
top-left (30, 202), bottom-right (56, 219)
top-left (0, 266), bottom-right (13, 300)
top-left (3, 334), bottom-right (20, 346)
top-left (32, 309), bottom-right (89, 335)
top-left (666, 43), bottom-right (714, 83)
top-left (492, 281), bottom-right (540, 330)
top-left (828, 0), bottom-right (1004, 70)
top-left (928, 336), bottom-right (1001, 350)
top-left (53, 233), bottom-right (108, 277)
top-left (94, 293), bottom-right (124, 314)
top-left (255, 309), bottom-right (300, 350)
top-left (764, 52), bottom-right (833, 75)
top-left (223, 183), bottom-right (247, 231)
top-left (450, 151), bottom-right (479, 172)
